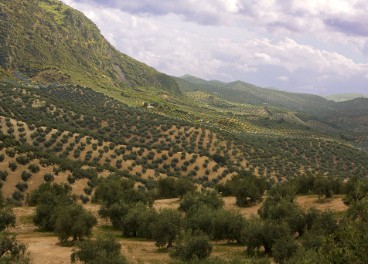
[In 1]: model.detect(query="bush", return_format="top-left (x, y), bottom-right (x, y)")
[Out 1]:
top-left (21, 171), bottom-right (32, 182)
top-left (67, 175), bottom-right (76, 184)
top-left (54, 204), bottom-right (97, 243)
top-left (121, 203), bottom-right (157, 238)
top-left (8, 162), bottom-right (17, 171)
top-left (16, 182), bottom-right (28, 192)
top-left (170, 234), bottom-right (212, 261)
top-left (241, 218), bottom-right (291, 255)
top-left (151, 209), bottom-right (182, 248)
top-left (12, 191), bottom-right (24, 201)
top-left (186, 205), bottom-right (216, 237)
top-left (71, 236), bottom-right (127, 264)
top-left (0, 203), bottom-right (16, 231)
top-left (30, 183), bottom-right (75, 231)
top-left (43, 173), bottom-right (54, 182)
top-left (0, 170), bottom-right (8, 181)
top-left (28, 164), bottom-right (40, 173)
top-left (94, 177), bottom-right (152, 206)
top-left (157, 177), bottom-right (196, 199)
top-left (313, 176), bottom-right (339, 199)
top-left (16, 155), bottom-right (30, 165)
top-left (80, 195), bottom-right (90, 204)
top-left (179, 191), bottom-right (224, 214)
top-left (272, 236), bottom-right (298, 264)
top-left (212, 210), bottom-right (245, 243)
top-left (343, 176), bottom-right (368, 205)
top-left (0, 233), bottom-right (29, 263)
top-left (229, 172), bottom-right (267, 207)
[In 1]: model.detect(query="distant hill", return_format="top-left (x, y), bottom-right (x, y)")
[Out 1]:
top-left (325, 93), bottom-right (368, 102)
top-left (0, 0), bottom-right (180, 95)
top-left (178, 75), bottom-right (368, 150)
top-left (178, 75), bottom-right (333, 113)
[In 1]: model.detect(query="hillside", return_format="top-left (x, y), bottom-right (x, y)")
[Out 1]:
top-left (178, 75), bottom-right (368, 150)
top-left (1, 81), bottom-right (368, 204)
top-left (178, 75), bottom-right (332, 113)
top-left (0, 0), bottom-right (180, 95)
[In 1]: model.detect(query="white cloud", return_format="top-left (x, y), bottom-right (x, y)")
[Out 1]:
top-left (60, 0), bottom-right (368, 94)
top-left (277, 76), bottom-right (289, 82)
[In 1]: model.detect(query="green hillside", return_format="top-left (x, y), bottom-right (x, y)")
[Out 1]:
top-left (0, 0), bottom-right (367, 189)
top-left (0, 0), bottom-right (180, 95)
top-left (178, 75), bottom-right (332, 113)
top-left (179, 75), bottom-right (368, 150)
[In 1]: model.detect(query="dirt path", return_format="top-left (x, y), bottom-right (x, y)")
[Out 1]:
top-left (20, 236), bottom-right (73, 264)
top-left (11, 207), bottom-right (75, 264)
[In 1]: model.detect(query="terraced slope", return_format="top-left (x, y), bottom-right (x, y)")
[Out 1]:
top-left (179, 75), bottom-right (368, 150)
top-left (1, 81), bottom-right (368, 204)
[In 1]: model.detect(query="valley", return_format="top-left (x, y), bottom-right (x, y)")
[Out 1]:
top-left (0, 0), bottom-right (368, 263)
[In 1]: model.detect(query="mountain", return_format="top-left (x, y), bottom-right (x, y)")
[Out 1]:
top-left (177, 75), bottom-right (333, 113)
top-left (325, 93), bottom-right (368, 102)
top-left (178, 75), bottom-right (368, 150)
top-left (0, 0), bottom-right (180, 95)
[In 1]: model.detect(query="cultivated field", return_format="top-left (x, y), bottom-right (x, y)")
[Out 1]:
top-left (8, 195), bottom-right (347, 264)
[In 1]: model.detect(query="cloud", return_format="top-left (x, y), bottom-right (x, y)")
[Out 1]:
top-left (324, 18), bottom-right (368, 37)
top-left (70, 0), bottom-right (244, 25)
top-left (60, 0), bottom-right (368, 94)
top-left (277, 76), bottom-right (289, 82)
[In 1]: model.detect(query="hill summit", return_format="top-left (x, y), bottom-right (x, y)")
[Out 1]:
top-left (0, 0), bottom-right (180, 94)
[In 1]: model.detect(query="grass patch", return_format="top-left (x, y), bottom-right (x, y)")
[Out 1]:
top-left (18, 215), bottom-right (34, 225)
top-left (38, 1), bottom-right (67, 25)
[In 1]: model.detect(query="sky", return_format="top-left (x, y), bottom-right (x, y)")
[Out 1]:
top-left (60, 0), bottom-right (368, 95)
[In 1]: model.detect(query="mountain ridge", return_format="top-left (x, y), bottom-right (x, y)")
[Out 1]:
top-left (0, 0), bottom-right (181, 95)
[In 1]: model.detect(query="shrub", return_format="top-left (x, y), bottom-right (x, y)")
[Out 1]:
top-left (0, 170), bottom-right (8, 181)
top-left (179, 191), bottom-right (224, 214)
top-left (12, 191), bottom-right (24, 201)
top-left (28, 164), bottom-right (40, 173)
top-left (54, 204), bottom-right (97, 243)
top-left (80, 195), bottom-right (90, 204)
top-left (16, 155), bottom-right (30, 165)
top-left (0, 233), bottom-right (29, 263)
top-left (272, 236), bottom-right (298, 264)
top-left (157, 177), bottom-right (196, 199)
top-left (151, 209), bottom-right (182, 248)
top-left (71, 236), bottom-right (127, 264)
top-left (16, 182), bottom-right (28, 192)
top-left (43, 173), bottom-right (54, 182)
top-left (121, 203), bottom-right (157, 238)
top-left (229, 172), bottom-right (267, 207)
top-left (30, 183), bottom-right (75, 231)
top-left (8, 162), bottom-right (17, 171)
top-left (67, 175), bottom-right (76, 184)
top-left (170, 234), bottom-right (212, 261)
top-left (0, 201), bottom-right (16, 231)
top-left (21, 171), bottom-right (32, 182)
